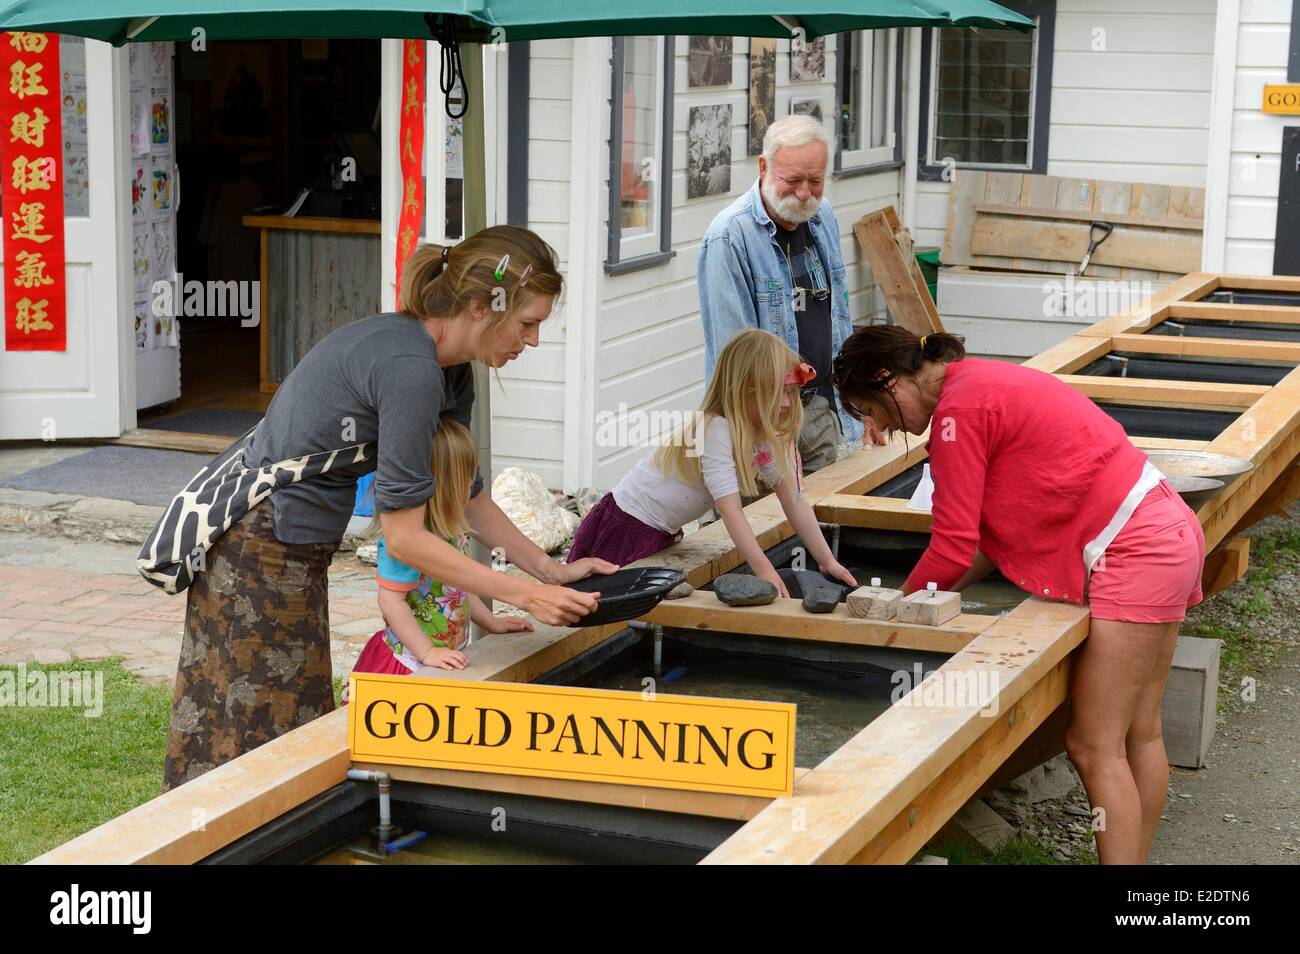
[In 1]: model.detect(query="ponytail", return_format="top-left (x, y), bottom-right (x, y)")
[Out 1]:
top-left (832, 325), bottom-right (964, 401)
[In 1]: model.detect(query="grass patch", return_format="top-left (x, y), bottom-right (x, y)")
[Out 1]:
top-left (0, 659), bottom-right (171, 864)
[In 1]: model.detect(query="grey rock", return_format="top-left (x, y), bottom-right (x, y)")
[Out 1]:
top-left (778, 568), bottom-right (849, 603)
top-left (714, 573), bottom-right (777, 607)
top-left (802, 585), bottom-right (840, 614)
top-left (664, 581), bottom-right (694, 600)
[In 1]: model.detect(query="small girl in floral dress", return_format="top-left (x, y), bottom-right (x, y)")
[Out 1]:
top-left (350, 417), bottom-right (531, 683)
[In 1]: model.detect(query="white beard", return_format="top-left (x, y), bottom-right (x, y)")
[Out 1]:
top-left (762, 174), bottom-right (821, 225)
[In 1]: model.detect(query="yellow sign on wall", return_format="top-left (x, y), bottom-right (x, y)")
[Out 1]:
top-left (1263, 84), bottom-right (1300, 114)
top-left (347, 673), bottom-right (796, 798)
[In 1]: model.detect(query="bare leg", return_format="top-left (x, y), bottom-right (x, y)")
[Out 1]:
top-left (1126, 621), bottom-right (1182, 862)
top-left (1065, 617), bottom-right (1168, 864)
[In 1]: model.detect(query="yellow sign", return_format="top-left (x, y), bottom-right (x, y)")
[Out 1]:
top-left (347, 673), bottom-right (796, 798)
top-left (1263, 84), bottom-right (1300, 114)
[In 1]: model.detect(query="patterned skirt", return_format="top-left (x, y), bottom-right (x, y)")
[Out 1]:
top-left (162, 500), bottom-right (338, 791)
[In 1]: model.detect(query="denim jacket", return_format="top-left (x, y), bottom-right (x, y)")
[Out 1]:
top-left (697, 179), bottom-right (863, 445)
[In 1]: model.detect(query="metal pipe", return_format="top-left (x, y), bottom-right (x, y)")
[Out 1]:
top-left (347, 769), bottom-right (392, 839)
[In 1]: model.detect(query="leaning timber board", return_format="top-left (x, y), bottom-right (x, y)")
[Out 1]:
top-left (33, 273), bottom-right (1300, 865)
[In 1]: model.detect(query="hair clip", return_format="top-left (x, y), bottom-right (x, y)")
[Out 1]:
top-left (783, 362), bottom-right (817, 387)
top-left (494, 254), bottom-right (510, 281)
top-left (518, 263), bottom-right (534, 287)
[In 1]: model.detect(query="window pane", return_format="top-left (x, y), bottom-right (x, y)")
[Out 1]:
top-left (837, 32), bottom-right (863, 153)
top-left (932, 25), bottom-right (1035, 167)
top-left (620, 37), bottom-right (659, 237)
top-left (869, 30), bottom-right (890, 150)
top-left (60, 36), bottom-right (90, 216)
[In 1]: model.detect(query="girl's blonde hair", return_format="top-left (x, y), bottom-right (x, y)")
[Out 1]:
top-left (399, 225), bottom-right (563, 363)
top-left (368, 415), bottom-right (477, 541)
top-left (654, 328), bottom-right (804, 498)
top-left (425, 416), bottom-right (477, 540)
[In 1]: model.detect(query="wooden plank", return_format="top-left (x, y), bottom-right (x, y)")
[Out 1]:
top-left (1130, 437), bottom-right (1210, 451)
top-left (974, 203), bottom-right (1203, 233)
top-left (1167, 302), bottom-right (1300, 325)
top-left (640, 593), bottom-right (990, 655)
top-left (1019, 335), bottom-right (1113, 373)
top-left (1076, 272), bottom-right (1219, 337)
top-left (1201, 537), bottom-right (1250, 600)
top-left (349, 761), bottom-right (812, 822)
top-left (853, 657), bottom-right (1072, 864)
top-left (1211, 273), bottom-right (1300, 293)
top-left (701, 598), bottom-right (1089, 864)
top-left (971, 217), bottom-right (1202, 274)
top-left (1111, 333), bottom-right (1300, 363)
top-left (853, 209), bottom-right (941, 337)
top-left (884, 205), bottom-right (943, 333)
top-left (241, 214), bottom-right (382, 235)
top-left (1199, 364), bottom-right (1300, 551)
top-left (101, 429), bottom-right (233, 455)
top-left (1057, 375), bottom-right (1269, 411)
top-left (1225, 462), bottom-right (1300, 538)
top-left (815, 494), bottom-right (932, 532)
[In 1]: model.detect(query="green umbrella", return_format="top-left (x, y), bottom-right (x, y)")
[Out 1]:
top-left (0, 0), bottom-right (1034, 45)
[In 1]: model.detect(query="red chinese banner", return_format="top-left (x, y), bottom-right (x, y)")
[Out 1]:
top-left (1, 31), bottom-right (65, 351)
top-left (395, 39), bottom-right (425, 309)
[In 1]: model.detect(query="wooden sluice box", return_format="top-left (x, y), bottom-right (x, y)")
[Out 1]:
top-left (31, 272), bottom-right (1300, 865)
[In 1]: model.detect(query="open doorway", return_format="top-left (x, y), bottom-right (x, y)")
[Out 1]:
top-left (135, 38), bottom-right (382, 443)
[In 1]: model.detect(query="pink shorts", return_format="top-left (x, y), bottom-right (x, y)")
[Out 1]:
top-left (1086, 481), bottom-right (1205, 624)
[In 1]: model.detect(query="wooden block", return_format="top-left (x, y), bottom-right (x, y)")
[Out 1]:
top-left (895, 589), bottom-right (961, 626)
top-left (847, 585), bottom-right (904, 620)
top-left (1159, 635), bottom-right (1220, 769)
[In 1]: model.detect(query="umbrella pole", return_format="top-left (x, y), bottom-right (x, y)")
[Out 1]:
top-left (461, 44), bottom-right (497, 620)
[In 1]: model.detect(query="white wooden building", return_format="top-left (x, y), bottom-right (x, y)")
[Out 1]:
top-left (4, 1), bottom-right (1300, 496)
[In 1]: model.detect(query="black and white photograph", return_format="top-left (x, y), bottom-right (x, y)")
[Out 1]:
top-left (687, 103), bottom-right (732, 198)
top-left (790, 95), bottom-right (824, 124)
top-left (747, 37), bottom-right (777, 156)
top-left (688, 35), bottom-right (733, 87)
top-left (790, 35), bottom-right (826, 81)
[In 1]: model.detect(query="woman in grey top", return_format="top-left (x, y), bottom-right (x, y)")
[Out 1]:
top-left (162, 226), bottom-right (616, 790)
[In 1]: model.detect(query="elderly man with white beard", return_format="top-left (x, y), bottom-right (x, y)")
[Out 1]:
top-left (698, 115), bottom-right (884, 477)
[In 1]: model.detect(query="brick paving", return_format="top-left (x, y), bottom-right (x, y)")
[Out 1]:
top-left (0, 558), bottom-right (385, 686)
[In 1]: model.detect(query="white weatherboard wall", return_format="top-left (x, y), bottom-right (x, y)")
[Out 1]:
top-left (592, 35), bottom-right (902, 491)
top-left (1204, 0), bottom-right (1293, 274)
top-left (490, 39), bottom-right (574, 490)
top-left (912, 0), bottom-right (1217, 356)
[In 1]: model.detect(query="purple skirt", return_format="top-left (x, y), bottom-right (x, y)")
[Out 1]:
top-left (567, 493), bottom-right (682, 566)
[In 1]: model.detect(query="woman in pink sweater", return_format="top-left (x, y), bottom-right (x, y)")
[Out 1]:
top-left (833, 325), bottom-right (1205, 865)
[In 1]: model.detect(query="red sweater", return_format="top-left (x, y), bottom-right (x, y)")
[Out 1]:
top-left (905, 358), bottom-right (1147, 605)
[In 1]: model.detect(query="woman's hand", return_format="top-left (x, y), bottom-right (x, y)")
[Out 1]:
top-left (551, 557), bottom-right (620, 584)
top-left (861, 418), bottom-right (888, 446)
top-left (819, 558), bottom-right (859, 590)
top-left (420, 646), bottom-right (469, 670)
top-left (756, 565), bottom-right (790, 599)
top-left (522, 584), bottom-right (600, 626)
top-left (480, 615), bottom-right (534, 635)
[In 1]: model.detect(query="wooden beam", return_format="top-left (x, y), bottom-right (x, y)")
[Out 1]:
top-left (701, 598), bottom-right (1089, 864)
top-left (1212, 273), bottom-right (1300, 293)
top-left (1168, 302), bottom-right (1300, 325)
top-left (350, 761), bottom-right (813, 822)
top-left (1225, 462), bottom-right (1300, 538)
top-left (100, 429), bottom-right (233, 455)
top-left (973, 202), bottom-right (1203, 233)
top-left (815, 494), bottom-right (932, 532)
top-left (640, 593), bottom-right (991, 655)
top-left (1200, 364), bottom-right (1300, 551)
top-left (970, 215), bottom-right (1201, 273)
top-left (1130, 437), bottom-right (1210, 451)
top-left (1111, 333), bottom-right (1300, 363)
top-left (852, 207), bottom-right (942, 337)
top-left (1076, 272), bottom-right (1219, 337)
top-left (1020, 335), bottom-right (1113, 374)
top-left (1201, 537), bottom-right (1250, 600)
top-left (1057, 374), bottom-right (1269, 411)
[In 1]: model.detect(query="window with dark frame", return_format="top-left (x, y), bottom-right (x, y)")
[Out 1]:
top-left (606, 36), bottom-right (676, 275)
top-left (917, 1), bottom-right (1054, 180)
